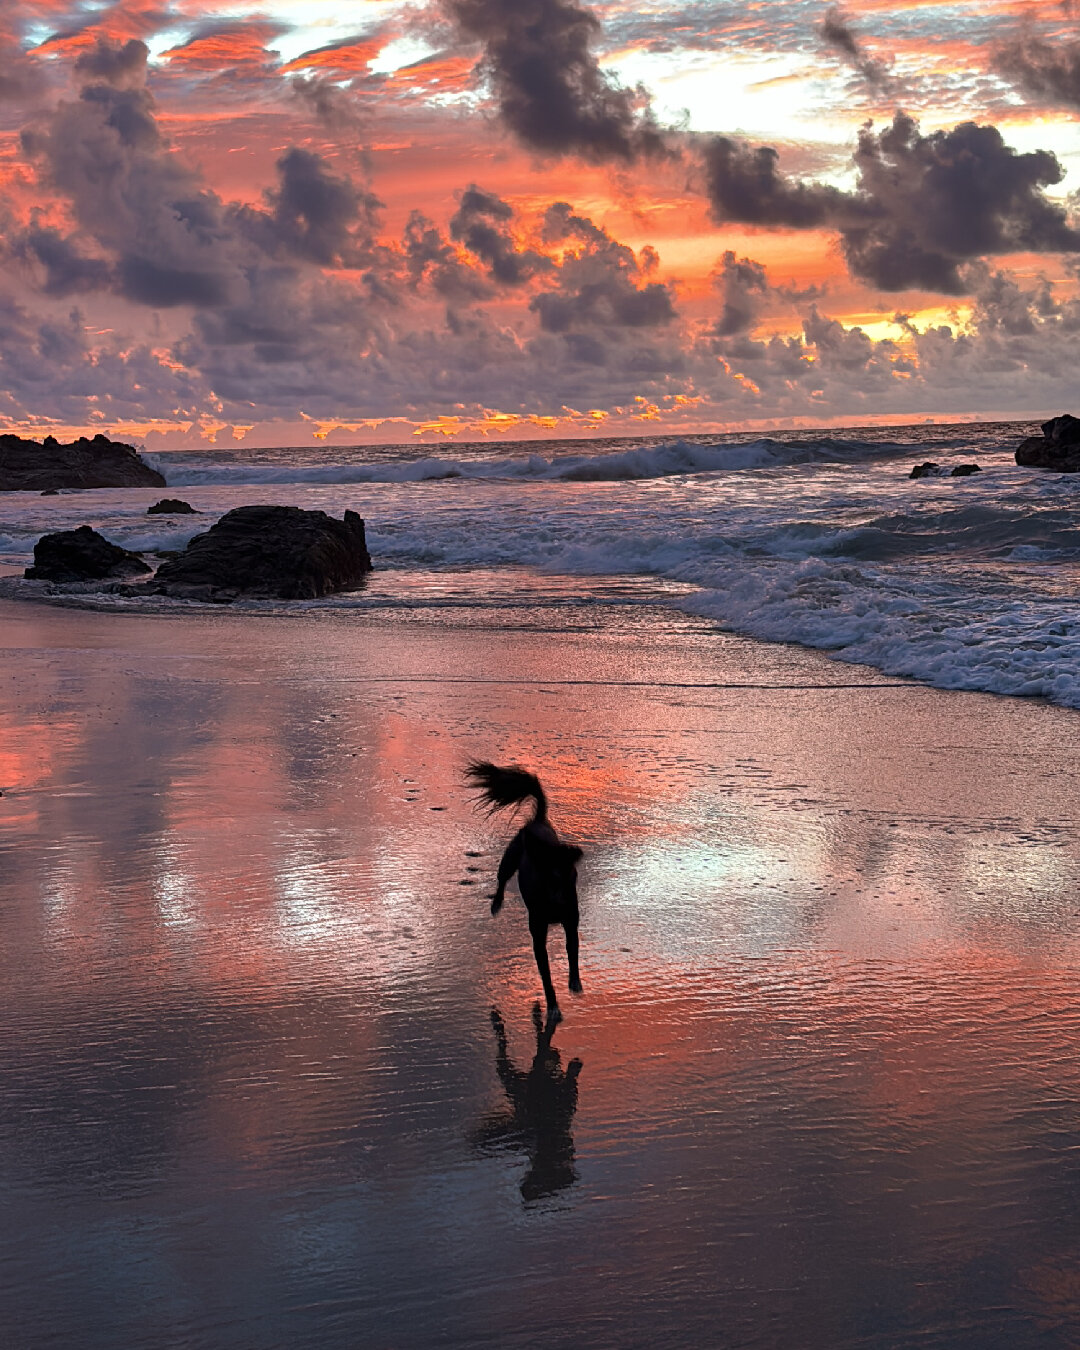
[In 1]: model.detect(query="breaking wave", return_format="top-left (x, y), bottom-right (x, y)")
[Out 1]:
top-left (148, 436), bottom-right (904, 488)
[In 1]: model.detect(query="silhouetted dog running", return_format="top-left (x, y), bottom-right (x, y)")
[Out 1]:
top-left (466, 761), bottom-right (583, 1023)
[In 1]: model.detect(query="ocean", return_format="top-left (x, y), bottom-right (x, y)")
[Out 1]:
top-left (5, 417), bottom-right (1080, 706)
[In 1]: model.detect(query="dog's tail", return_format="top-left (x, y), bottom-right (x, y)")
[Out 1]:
top-left (465, 760), bottom-right (547, 822)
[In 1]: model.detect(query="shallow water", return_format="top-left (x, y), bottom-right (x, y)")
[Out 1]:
top-left (4, 591), bottom-right (1080, 1348)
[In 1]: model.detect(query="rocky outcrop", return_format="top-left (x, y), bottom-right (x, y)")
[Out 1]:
top-left (148, 498), bottom-right (197, 514)
top-left (24, 526), bottom-right (152, 582)
top-left (149, 505), bottom-right (372, 601)
top-left (0, 433), bottom-right (166, 491)
top-left (910, 462), bottom-right (981, 478)
top-left (1015, 414), bottom-right (1080, 471)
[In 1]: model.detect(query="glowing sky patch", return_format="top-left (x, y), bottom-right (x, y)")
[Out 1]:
top-left (369, 36), bottom-right (440, 77)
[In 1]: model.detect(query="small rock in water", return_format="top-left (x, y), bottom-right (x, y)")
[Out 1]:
top-left (148, 498), bottom-right (197, 515)
top-left (910, 461), bottom-right (981, 478)
top-left (25, 526), bottom-right (152, 582)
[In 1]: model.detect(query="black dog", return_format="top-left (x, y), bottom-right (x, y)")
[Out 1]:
top-left (466, 761), bottom-right (583, 1022)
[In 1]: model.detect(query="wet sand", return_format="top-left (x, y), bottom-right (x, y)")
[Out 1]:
top-left (4, 588), bottom-right (1080, 1349)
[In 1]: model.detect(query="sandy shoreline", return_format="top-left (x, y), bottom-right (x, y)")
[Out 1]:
top-left (4, 589), bottom-right (1080, 1348)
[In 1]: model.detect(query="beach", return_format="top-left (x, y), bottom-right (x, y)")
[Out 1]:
top-left (5, 580), bottom-right (1080, 1348)
top-left (9, 0), bottom-right (1080, 1337)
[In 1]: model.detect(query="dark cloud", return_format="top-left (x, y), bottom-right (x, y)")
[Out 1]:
top-left (703, 114), bottom-right (1080, 294)
top-left (292, 75), bottom-right (369, 132)
top-left (711, 251), bottom-right (769, 337)
top-left (819, 8), bottom-right (891, 87)
top-left (842, 114), bottom-right (1080, 293)
top-left (820, 8), bottom-right (860, 60)
top-left (402, 211), bottom-right (491, 303)
top-left (448, 186), bottom-right (552, 285)
top-left (20, 38), bottom-right (385, 314)
top-left (529, 201), bottom-right (676, 333)
top-left (73, 36), bottom-right (149, 88)
top-left (11, 224), bottom-right (113, 297)
top-left (441, 0), bottom-right (667, 162)
top-left (540, 200), bottom-right (606, 246)
top-left (993, 36), bottom-right (1080, 109)
top-left (21, 47), bottom-right (239, 308)
top-left (802, 304), bottom-right (900, 373)
top-left (255, 148), bottom-right (382, 267)
top-left (703, 137), bottom-right (848, 228)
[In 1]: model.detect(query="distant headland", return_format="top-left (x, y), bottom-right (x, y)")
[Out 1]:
top-left (0, 433), bottom-right (166, 491)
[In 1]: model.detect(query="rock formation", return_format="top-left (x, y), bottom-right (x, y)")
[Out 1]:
top-left (25, 526), bottom-right (152, 582)
top-left (0, 433), bottom-right (166, 491)
top-left (148, 498), bottom-right (197, 514)
top-left (910, 462), bottom-right (981, 478)
top-left (150, 505), bottom-right (373, 601)
top-left (1015, 414), bottom-right (1080, 471)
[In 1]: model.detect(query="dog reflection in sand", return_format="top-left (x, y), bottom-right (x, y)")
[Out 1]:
top-left (466, 761), bottom-right (583, 1024)
top-left (471, 1004), bottom-right (583, 1203)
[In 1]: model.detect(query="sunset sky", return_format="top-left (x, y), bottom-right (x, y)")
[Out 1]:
top-left (3, 0), bottom-right (1080, 445)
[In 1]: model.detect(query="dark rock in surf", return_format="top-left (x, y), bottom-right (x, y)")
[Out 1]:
top-left (910, 461), bottom-right (981, 479)
top-left (0, 432), bottom-right (166, 491)
top-left (1015, 414), bottom-right (1080, 471)
top-left (148, 498), bottom-right (197, 515)
top-left (24, 525), bottom-right (152, 582)
top-left (149, 504), bottom-right (373, 602)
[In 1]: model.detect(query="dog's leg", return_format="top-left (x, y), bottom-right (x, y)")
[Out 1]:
top-left (530, 922), bottom-right (560, 1020)
top-left (566, 922), bottom-right (582, 995)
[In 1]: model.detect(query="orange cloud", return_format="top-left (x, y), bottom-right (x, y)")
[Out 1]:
top-left (162, 22), bottom-right (284, 74)
top-left (31, 0), bottom-right (171, 57)
top-left (389, 49), bottom-right (477, 95)
top-left (279, 34), bottom-right (387, 78)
